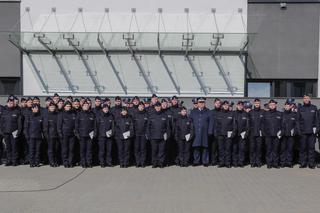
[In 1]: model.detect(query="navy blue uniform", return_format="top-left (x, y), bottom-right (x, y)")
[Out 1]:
top-left (132, 109), bottom-right (148, 166)
top-left (190, 107), bottom-right (210, 165)
top-left (25, 112), bottom-right (43, 166)
top-left (298, 103), bottom-right (318, 167)
top-left (281, 109), bottom-right (299, 167)
top-left (174, 114), bottom-right (194, 166)
top-left (0, 105), bottom-right (4, 163)
top-left (262, 109), bottom-right (282, 167)
top-left (75, 110), bottom-right (96, 167)
top-left (57, 110), bottom-right (76, 166)
top-left (215, 109), bottom-right (236, 167)
top-left (43, 111), bottom-right (59, 165)
top-left (147, 110), bottom-right (171, 167)
top-left (114, 114), bottom-right (134, 167)
top-left (234, 109), bottom-right (249, 166)
top-left (248, 107), bottom-right (264, 166)
top-left (0, 106), bottom-right (22, 165)
top-left (21, 107), bottom-right (32, 163)
top-left (208, 108), bottom-right (220, 165)
top-left (95, 111), bottom-right (114, 166)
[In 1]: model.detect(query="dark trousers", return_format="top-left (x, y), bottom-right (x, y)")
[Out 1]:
top-left (299, 134), bottom-right (316, 166)
top-left (116, 138), bottom-right (131, 166)
top-left (193, 146), bottom-right (209, 165)
top-left (80, 137), bottom-right (93, 165)
top-left (265, 136), bottom-right (280, 166)
top-left (232, 136), bottom-right (247, 166)
top-left (217, 136), bottom-right (232, 166)
top-left (280, 136), bottom-right (294, 166)
top-left (151, 139), bottom-right (166, 165)
top-left (249, 136), bottom-right (263, 165)
top-left (48, 137), bottom-right (59, 164)
top-left (98, 137), bottom-right (113, 165)
top-left (29, 138), bottom-right (42, 165)
top-left (177, 140), bottom-right (191, 165)
top-left (210, 136), bottom-right (218, 165)
top-left (0, 135), bottom-right (3, 163)
top-left (4, 134), bottom-right (18, 164)
top-left (61, 136), bottom-right (75, 165)
top-left (134, 135), bottom-right (147, 166)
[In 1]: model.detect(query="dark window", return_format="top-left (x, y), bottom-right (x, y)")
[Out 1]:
top-left (0, 77), bottom-right (21, 95)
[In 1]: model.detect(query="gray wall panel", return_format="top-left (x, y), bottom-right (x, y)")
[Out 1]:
top-left (247, 3), bottom-right (319, 79)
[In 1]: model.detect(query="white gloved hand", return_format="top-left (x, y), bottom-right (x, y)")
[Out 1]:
top-left (89, 131), bottom-right (94, 139)
top-left (123, 131), bottom-right (130, 139)
top-left (185, 133), bottom-right (191, 141)
top-left (227, 131), bottom-right (233, 138)
top-left (163, 133), bottom-right (168, 141)
top-left (240, 131), bottom-right (246, 139)
top-left (313, 127), bottom-right (317, 134)
top-left (12, 130), bottom-right (18, 139)
top-left (277, 130), bottom-right (282, 139)
top-left (290, 129), bottom-right (294, 136)
top-left (106, 130), bottom-right (112, 138)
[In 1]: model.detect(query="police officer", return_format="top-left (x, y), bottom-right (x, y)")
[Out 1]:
top-left (92, 96), bottom-right (102, 117)
top-left (248, 98), bottom-right (264, 167)
top-left (233, 101), bottom-right (249, 167)
top-left (281, 99), bottom-right (299, 168)
top-left (190, 97), bottom-right (210, 166)
top-left (0, 95), bottom-right (22, 166)
top-left (263, 100), bottom-right (282, 168)
top-left (132, 101), bottom-right (148, 167)
top-left (215, 101), bottom-right (236, 168)
top-left (57, 101), bottom-right (76, 168)
top-left (129, 96), bottom-right (140, 116)
top-left (147, 101), bottom-right (171, 168)
top-left (114, 107), bottom-right (134, 168)
top-left (95, 103), bottom-right (115, 167)
top-left (20, 97), bottom-right (33, 164)
top-left (208, 98), bottom-right (221, 166)
top-left (298, 95), bottom-right (318, 169)
top-left (25, 104), bottom-right (43, 167)
top-left (43, 101), bottom-right (59, 167)
top-left (111, 96), bottom-right (122, 120)
top-left (75, 100), bottom-right (96, 168)
top-left (174, 106), bottom-right (194, 167)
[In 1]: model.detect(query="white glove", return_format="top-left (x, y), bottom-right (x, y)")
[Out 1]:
top-left (12, 130), bottom-right (18, 139)
top-left (313, 127), bottom-right (317, 134)
top-left (106, 130), bottom-right (112, 138)
top-left (89, 131), bottom-right (94, 139)
top-left (290, 129), bottom-right (294, 137)
top-left (163, 132), bottom-right (168, 141)
top-left (123, 131), bottom-right (130, 139)
top-left (277, 130), bottom-right (281, 139)
top-left (259, 130), bottom-right (262, 137)
top-left (240, 131), bottom-right (246, 139)
top-left (185, 133), bottom-right (191, 141)
top-left (227, 131), bottom-right (233, 138)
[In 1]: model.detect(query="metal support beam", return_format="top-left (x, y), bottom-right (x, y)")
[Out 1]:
top-left (36, 36), bottom-right (77, 93)
top-left (123, 33), bottom-right (156, 94)
top-left (183, 33), bottom-right (209, 95)
top-left (212, 56), bottom-right (237, 95)
top-left (157, 33), bottom-right (181, 95)
top-left (64, 35), bottom-right (103, 94)
top-left (8, 38), bottom-right (49, 93)
top-left (97, 35), bottom-right (128, 94)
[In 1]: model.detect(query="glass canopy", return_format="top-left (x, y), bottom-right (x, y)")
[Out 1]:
top-left (3, 31), bottom-right (249, 97)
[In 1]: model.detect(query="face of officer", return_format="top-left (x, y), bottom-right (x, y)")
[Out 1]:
top-left (284, 104), bottom-right (291, 111)
top-left (53, 96), bottom-right (59, 104)
top-left (197, 101), bottom-right (205, 109)
top-left (48, 105), bottom-right (56, 112)
top-left (33, 99), bottom-right (40, 105)
top-left (73, 102), bottom-right (80, 109)
top-left (58, 101), bottom-right (64, 110)
top-left (95, 99), bottom-right (101, 107)
top-left (102, 107), bottom-right (109, 114)
top-left (155, 105), bottom-right (161, 112)
top-left (32, 107), bottom-right (39, 113)
top-left (254, 101), bottom-right (260, 109)
top-left (237, 104), bottom-right (243, 111)
top-left (21, 101), bottom-right (26, 108)
top-left (115, 99), bottom-right (121, 106)
top-left (151, 97), bottom-right (158, 105)
top-left (181, 109), bottom-right (187, 116)
top-left (26, 100), bottom-right (32, 108)
top-left (269, 102), bottom-right (276, 110)
top-left (193, 103), bottom-right (198, 108)
top-left (138, 104), bottom-right (144, 111)
top-left (7, 101), bottom-right (14, 108)
top-left (144, 103), bottom-right (150, 108)
top-left (161, 102), bottom-right (168, 109)
top-left (121, 109), bottom-right (128, 116)
top-left (82, 103), bottom-right (89, 111)
top-left (245, 108), bottom-right (251, 113)
top-left (133, 99), bottom-right (139, 106)
top-left (214, 101), bottom-right (221, 109)
top-left (171, 99), bottom-right (178, 106)
top-left (64, 104), bottom-right (71, 111)
top-left (303, 96), bottom-right (311, 104)
top-left (222, 104), bottom-right (229, 111)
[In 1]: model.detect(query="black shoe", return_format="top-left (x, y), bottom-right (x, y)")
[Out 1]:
top-left (226, 165), bottom-right (231, 168)
top-left (267, 165), bottom-right (272, 169)
top-left (273, 165), bottom-right (280, 169)
top-left (203, 164), bottom-right (209, 167)
top-left (81, 164), bottom-right (86, 168)
top-left (106, 163), bottom-right (113, 167)
top-left (140, 164), bottom-right (145, 168)
top-left (218, 164), bottom-right (224, 168)
top-left (5, 162), bottom-right (12, 167)
top-left (299, 165), bottom-right (306, 168)
top-left (309, 165), bottom-right (315, 169)
top-left (12, 163), bottom-right (18, 167)
top-left (152, 164), bottom-right (157, 168)
top-left (192, 163), bottom-right (199, 167)
top-left (159, 164), bottom-right (164, 168)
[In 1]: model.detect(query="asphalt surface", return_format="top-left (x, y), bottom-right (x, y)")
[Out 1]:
top-left (0, 165), bottom-right (319, 213)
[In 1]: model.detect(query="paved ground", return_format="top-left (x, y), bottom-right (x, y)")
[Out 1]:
top-left (0, 165), bottom-right (319, 213)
